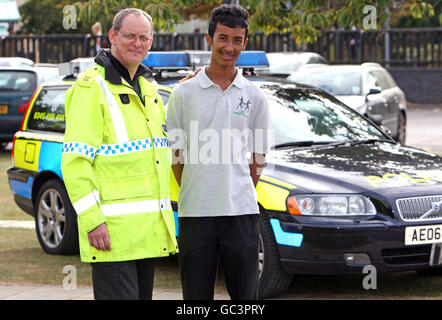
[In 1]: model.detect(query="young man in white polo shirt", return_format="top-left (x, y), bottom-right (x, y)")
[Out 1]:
top-left (167, 4), bottom-right (270, 300)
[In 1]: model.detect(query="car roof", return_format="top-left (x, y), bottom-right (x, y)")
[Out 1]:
top-left (298, 62), bottom-right (384, 72)
top-left (0, 57), bottom-right (34, 67)
top-left (0, 65), bottom-right (38, 72)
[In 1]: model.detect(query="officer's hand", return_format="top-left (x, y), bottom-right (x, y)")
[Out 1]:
top-left (88, 223), bottom-right (111, 251)
top-left (178, 68), bottom-right (202, 83)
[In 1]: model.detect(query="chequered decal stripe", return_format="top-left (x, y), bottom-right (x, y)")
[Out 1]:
top-left (62, 142), bottom-right (97, 160)
top-left (62, 137), bottom-right (169, 158)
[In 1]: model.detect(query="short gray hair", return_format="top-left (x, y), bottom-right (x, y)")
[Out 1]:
top-left (112, 8), bottom-right (153, 32)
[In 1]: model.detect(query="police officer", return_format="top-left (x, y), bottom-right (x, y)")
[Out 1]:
top-left (61, 8), bottom-right (178, 300)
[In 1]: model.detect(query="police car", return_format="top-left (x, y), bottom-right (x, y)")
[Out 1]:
top-left (7, 52), bottom-right (442, 298)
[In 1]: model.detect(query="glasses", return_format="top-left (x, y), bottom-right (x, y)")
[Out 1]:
top-left (117, 31), bottom-right (152, 43)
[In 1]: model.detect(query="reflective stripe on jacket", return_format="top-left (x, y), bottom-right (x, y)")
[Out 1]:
top-left (61, 65), bottom-right (178, 262)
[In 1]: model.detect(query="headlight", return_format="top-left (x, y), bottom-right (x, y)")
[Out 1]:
top-left (287, 194), bottom-right (376, 216)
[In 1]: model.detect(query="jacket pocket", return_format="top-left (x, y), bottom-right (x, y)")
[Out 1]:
top-left (98, 173), bottom-right (154, 201)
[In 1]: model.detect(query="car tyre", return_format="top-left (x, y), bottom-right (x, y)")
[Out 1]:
top-left (258, 214), bottom-right (293, 298)
top-left (416, 267), bottom-right (442, 276)
top-left (34, 179), bottom-right (79, 255)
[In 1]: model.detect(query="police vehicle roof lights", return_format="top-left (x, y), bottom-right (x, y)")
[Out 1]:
top-left (142, 51), bottom-right (269, 70)
top-left (142, 52), bottom-right (192, 70)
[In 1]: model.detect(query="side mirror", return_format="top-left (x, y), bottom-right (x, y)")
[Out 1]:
top-left (367, 88), bottom-right (381, 95)
top-left (381, 125), bottom-right (392, 136)
top-left (368, 114), bottom-right (383, 126)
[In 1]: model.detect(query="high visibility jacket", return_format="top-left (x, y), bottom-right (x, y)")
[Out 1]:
top-left (61, 65), bottom-right (178, 262)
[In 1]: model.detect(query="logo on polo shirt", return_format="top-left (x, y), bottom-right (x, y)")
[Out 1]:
top-left (233, 96), bottom-right (251, 118)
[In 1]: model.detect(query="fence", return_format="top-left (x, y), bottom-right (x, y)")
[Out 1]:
top-left (1, 28), bottom-right (441, 67)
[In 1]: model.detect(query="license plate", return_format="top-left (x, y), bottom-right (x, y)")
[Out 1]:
top-left (0, 105), bottom-right (7, 114)
top-left (405, 224), bottom-right (442, 245)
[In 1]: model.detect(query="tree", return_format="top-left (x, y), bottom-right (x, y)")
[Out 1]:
top-left (20, 0), bottom-right (437, 41)
top-left (18, 0), bottom-right (91, 34)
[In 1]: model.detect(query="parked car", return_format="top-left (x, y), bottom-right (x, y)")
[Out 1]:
top-left (0, 61), bottom-right (59, 149)
top-left (288, 63), bottom-right (407, 144)
top-left (256, 52), bottom-right (328, 77)
top-left (7, 52), bottom-right (442, 299)
top-left (0, 57), bottom-right (34, 67)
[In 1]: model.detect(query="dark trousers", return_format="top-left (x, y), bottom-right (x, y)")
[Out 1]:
top-left (178, 214), bottom-right (260, 300)
top-left (91, 258), bottom-right (155, 300)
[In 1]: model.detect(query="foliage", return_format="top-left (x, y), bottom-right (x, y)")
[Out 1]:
top-left (18, 0), bottom-right (91, 34)
top-left (18, 0), bottom-right (437, 42)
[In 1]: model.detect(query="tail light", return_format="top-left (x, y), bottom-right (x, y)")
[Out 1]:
top-left (18, 102), bottom-right (29, 113)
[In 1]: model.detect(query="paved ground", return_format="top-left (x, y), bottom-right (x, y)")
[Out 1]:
top-left (0, 221), bottom-right (230, 300)
top-left (0, 284), bottom-right (231, 300)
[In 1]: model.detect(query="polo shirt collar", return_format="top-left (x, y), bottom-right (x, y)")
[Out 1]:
top-left (198, 66), bottom-right (244, 89)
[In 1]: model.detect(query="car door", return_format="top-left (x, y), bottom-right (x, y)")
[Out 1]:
top-left (371, 70), bottom-right (398, 135)
top-left (365, 71), bottom-right (389, 127)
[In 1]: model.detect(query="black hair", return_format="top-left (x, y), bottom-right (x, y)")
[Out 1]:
top-left (208, 4), bottom-right (249, 40)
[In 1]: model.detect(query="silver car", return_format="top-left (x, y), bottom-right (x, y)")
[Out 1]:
top-left (256, 52), bottom-right (328, 77)
top-left (288, 63), bottom-right (407, 144)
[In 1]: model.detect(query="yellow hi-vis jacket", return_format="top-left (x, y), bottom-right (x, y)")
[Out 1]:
top-left (61, 65), bottom-right (178, 262)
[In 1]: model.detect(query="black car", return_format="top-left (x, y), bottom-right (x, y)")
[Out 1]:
top-left (0, 60), bottom-right (59, 149)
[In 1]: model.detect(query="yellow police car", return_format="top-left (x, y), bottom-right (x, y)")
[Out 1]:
top-left (7, 52), bottom-right (442, 298)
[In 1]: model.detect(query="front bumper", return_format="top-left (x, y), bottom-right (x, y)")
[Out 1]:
top-left (270, 215), bottom-right (442, 275)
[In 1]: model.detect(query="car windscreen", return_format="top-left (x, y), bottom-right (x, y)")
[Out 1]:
top-left (27, 87), bottom-right (67, 133)
top-left (0, 70), bottom-right (37, 93)
top-left (289, 70), bottom-right (362, 95)
top-left (260, 85), bottom-right (386, 147)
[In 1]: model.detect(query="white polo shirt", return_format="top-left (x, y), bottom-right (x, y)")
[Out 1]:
top-left (166, 67), bottom-right (270, 217)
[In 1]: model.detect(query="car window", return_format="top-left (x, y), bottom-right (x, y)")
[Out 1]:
top-left (0, 70), bottom-right (37, 92)
top-left (290, 70), bottom-right (362, 95)
top-left (368, 70), bottom-right (390, 90)
top-left (27, 87), bottom-right (67, 133)
top-left (260, 85), bottom-right (385, 146)
top-left (380, 70), bottom-right (397, 88)
top-left (308, 56), bottom-right (327, 64)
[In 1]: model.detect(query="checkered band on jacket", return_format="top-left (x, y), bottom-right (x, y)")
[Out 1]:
top-left (62, 137), bottom-right (170, 159)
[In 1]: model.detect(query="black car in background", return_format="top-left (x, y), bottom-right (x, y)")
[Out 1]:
top-left (0, 59), bottom-right (59, 149)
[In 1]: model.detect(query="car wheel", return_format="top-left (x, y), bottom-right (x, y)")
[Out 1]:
top-left (34, 179), bottom-right (78, 255)
top-left (258, 214), bottom-right (293, 298)
top-left (396, 111), bottom-right (406, 144)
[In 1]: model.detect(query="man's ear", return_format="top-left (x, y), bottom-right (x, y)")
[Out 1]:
top-left (108, 28), bottom-right (117, 46)
top-left (205, 33), bottom-right (212, 47)
top-left (243, 38), bottom-right (248, 50)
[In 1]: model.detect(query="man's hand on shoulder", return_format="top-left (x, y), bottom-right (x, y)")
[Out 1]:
top-left (178, 68), bottom-right (202, 84)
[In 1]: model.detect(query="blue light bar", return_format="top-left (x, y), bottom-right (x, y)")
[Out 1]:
top-left (142, 52), bottom-right (191, 70)
top-left (236, 51), bottom-right (269, 68)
